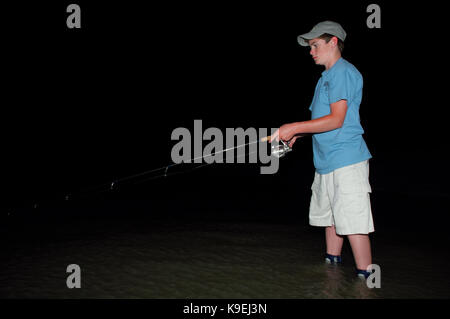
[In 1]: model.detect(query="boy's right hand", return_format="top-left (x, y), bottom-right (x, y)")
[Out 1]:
top-left (288, 136), bottom-right (301, 148)
top-left (288, 134), bottom-right (309, 148)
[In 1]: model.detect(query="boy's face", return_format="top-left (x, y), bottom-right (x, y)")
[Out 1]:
top-left (308, 38), bottom-right (335, 66)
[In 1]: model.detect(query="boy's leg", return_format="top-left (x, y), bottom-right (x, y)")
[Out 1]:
top-left (331, 161), bottom-right (374, 273)
top-left (325, 225), bottom-right (344, 255)
top-left (347, 234), bottom-right (372, 270)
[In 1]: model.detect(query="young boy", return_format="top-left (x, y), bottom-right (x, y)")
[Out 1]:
top-left (271, 21), bottom-right (374, 279)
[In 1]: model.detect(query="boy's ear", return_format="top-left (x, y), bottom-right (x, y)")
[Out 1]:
top-left (332, 36), bottom-right (338, 46)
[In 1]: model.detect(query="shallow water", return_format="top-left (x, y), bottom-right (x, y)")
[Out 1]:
top-left (1, 215), bottom-right (449, 299)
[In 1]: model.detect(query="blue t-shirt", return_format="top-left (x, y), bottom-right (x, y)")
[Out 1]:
top-left (309, 57), bottom-right (372, 174)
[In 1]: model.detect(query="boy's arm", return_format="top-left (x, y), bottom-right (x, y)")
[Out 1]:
top-left (293, 99), bottom-right (348, 133)
top-left (271, 100), bottom-right (348, 142)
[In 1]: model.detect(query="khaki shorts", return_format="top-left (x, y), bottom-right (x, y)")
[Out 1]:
top-left (309, 160), bottom-right (374, 235)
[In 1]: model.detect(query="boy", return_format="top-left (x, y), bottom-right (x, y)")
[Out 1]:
top-left (271, 21), bottom-right (374, 279)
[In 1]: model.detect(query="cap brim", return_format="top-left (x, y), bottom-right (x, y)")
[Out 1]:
top-left (297, 31), bottom-right (322, 46)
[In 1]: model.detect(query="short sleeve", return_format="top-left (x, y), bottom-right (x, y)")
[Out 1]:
top-left (327, 69), bottom-right (357, 104)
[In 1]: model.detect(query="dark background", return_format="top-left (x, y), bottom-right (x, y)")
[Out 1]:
top-left (1, 1), bottom-right (448, 230)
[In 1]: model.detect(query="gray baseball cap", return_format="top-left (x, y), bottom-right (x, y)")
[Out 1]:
top-left (297, 21), bottom-right (346, 46)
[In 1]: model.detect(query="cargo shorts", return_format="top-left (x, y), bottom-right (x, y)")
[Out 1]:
top-left (309, 160), bottom-right (374, 235)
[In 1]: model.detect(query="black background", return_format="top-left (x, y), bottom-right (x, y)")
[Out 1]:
top-left (1, 1), bottom-right (448, 227)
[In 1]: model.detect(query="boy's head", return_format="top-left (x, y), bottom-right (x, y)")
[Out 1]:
top-left (298, 21), bottom-right (346, 66)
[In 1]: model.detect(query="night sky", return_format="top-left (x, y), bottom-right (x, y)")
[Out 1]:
top-left (2, 1), bottom-right (448, 228)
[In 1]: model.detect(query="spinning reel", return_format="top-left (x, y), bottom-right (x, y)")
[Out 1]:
top-left (271, 139), bottom-right (292, 158)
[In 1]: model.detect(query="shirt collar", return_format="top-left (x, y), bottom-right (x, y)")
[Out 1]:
top-left (322, 57), bottom-right (343, 77)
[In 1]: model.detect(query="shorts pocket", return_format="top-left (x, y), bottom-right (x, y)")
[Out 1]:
top-left (335, 164), bottom-right (372, 194)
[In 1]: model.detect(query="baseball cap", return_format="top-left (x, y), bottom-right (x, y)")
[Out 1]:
top-left (297, 21), bottom-right (346, 46)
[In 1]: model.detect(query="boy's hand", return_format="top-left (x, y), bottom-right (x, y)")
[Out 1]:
top-left (287, 136), bottom-right (301, 148)
top-left (270, 123), bottom-right (298, 143)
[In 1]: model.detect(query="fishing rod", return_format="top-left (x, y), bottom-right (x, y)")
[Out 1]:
top-left (63, 135), bottom-right (292, 199)
top-left (25, 135), bottom-right (293, 210)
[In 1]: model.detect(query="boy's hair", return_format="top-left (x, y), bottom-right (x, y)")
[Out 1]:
top-left (318, 33), bottom-right (344, 53)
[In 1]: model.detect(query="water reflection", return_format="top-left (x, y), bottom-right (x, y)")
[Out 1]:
top-left (349, 277), bottom-right (380, 299)
top-left (315, 264), bottom-right (381, 298)
top-left (320, 265), bottom-right (346, 298)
